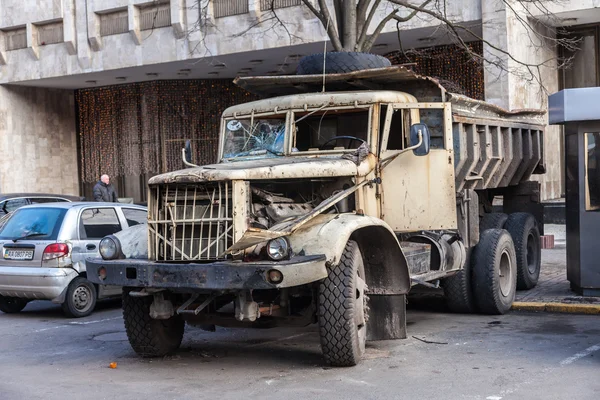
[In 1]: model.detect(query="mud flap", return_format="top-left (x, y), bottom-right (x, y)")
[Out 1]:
top-left (366, 294), bottom-right (407, 341)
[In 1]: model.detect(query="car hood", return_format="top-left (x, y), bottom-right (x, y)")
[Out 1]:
top-left (148, 155), bottom-right (377, 185)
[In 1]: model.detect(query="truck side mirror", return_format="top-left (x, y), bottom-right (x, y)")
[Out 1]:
top-left (184, 140), bottom-right (193, 164)
top-left (410, 123), bottom-right (430, 156)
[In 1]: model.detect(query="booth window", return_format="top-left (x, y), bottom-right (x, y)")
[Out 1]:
top-left (586, 132), bottom-right (600, 210)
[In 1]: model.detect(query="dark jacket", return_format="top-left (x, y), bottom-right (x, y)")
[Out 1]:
top-left (93, 181), bottom-right (118, 202)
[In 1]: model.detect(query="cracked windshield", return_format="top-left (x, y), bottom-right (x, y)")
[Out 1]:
top-left (223, 116), bottom-right (286, 159)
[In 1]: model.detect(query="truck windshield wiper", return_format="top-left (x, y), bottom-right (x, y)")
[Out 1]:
top-left (12, 232), bottom-right (47, 243)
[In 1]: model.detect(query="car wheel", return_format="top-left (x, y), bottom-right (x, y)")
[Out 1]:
top-left (504, 213), bottom-right (541, 290)
top-left (61, 277), bottom-right (97, 318)
top-left (0, 295), bottom-right (29, 313)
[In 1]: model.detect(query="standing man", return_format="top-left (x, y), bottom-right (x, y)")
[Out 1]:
top-left (93, 174), bottom-right (118, 202)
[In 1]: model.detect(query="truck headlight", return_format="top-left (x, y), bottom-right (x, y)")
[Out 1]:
top-left (266, 237), bottom-right (290, 261)
top-left (99, 236), bottom-right (121, 260)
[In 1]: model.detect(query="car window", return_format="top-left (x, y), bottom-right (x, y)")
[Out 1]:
top-left (0, 208), bottom-right (67, 240)
top-left (122, 208), bottom-right (147, 227)
top-left (3, 198), bottom-right (29, 213)
top-left (80, 208), bottom-right (122, 239)
top-left (30, 197), bottom-right (70, 204)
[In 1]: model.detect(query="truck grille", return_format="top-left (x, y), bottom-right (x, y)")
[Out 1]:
top-left (148, 183), bottom-right (233, 261)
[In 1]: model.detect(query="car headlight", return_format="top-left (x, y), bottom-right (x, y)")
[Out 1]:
top-left (266, 237), bottom-right (290, 261)
top-left (99, 236), bottom-right (121, 260)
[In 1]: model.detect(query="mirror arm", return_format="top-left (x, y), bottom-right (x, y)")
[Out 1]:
top-left (379, 132), bottom-right (423, 170)
top-left (182, 147), bottom-right (200, 168)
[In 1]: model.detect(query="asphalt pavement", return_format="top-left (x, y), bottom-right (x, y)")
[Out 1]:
top-left (0, 298), bottom-right (599, 400)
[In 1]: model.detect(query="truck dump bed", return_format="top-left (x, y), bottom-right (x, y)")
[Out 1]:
top-left (234, 66), bottom-right (546, 191)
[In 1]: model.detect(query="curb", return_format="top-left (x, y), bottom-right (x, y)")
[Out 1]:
top-left (512, 301), bottom-right (600, 315)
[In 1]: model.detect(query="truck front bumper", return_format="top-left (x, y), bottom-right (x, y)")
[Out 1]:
top-left (85, 255), bottom-right (327, 291)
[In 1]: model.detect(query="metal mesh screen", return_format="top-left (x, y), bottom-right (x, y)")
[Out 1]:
top-left (260, 0), bottom-right (301, 10)
top-left (213, 0), bottom-right (249, 18)
top-left (75, 80), bottom-right (259, 184)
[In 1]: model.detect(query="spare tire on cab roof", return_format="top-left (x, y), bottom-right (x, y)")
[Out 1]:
top-left (296, 52), bottom-right (391, 75)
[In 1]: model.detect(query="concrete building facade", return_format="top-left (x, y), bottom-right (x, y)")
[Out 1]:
top-left (0, 0), bottom-right (597, 201)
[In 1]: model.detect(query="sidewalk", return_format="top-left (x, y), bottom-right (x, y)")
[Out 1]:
top-left (512, 224), bottom-right (600, 314)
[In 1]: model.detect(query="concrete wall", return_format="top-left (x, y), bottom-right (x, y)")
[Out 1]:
top-left (0, 0), bottom-right (481, 84)
top-left (482, 0), bottom-right (563, 200)
top-left (0, 85), bottom-right (79, 195)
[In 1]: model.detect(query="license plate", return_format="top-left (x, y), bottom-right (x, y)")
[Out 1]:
top-left (3, 249), bottom-right (34, 260)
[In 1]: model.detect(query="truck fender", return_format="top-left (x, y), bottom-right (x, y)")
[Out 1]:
top-left (289, 214), bottom-right (411, 295)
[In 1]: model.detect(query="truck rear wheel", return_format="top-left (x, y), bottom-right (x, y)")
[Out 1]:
top-left (504, 213), bottom-right (541, 290)
top-left (480, 212), bottom-right (508, 231)
top-left (318, 240), bottom-right (367, 367)
top-left (122, 289), bottom-right (184, 357)
top-left (472, 229), bottom-right (517, 315)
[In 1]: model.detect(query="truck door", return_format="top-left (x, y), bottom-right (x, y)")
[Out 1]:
top-left (378, 103), bottom-right (457, 232)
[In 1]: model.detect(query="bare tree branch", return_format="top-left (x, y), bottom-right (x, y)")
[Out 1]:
top-left (356, 0), bottom-right (382, 50)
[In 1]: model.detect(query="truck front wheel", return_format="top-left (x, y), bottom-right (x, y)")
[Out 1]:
top-left (472, 229), bottom-right (517, 314)
top-left (122, 289), bottom-right (184, 357)
top-left (318, 240), bottom-right (367, 367)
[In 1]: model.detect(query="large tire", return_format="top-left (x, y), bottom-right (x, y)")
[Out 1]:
top-left (0, 295), bottom-right (28, 313)
top-left (122, 289), bottom-right (184, 357)
top-left (318, 240), bottom-right (367, 367)
top-left (297, 52), bottom-right (391, 75)
top-left (504, 213), bottom-right (541, 290)
top-left (480, 212), bottom-right (508, 232)
top-left (61, 277), bottom-right (97, 318)
top-left (472, 229), bottom-right (517, 315)
top-left (441, 254), bottom-right (475, 314)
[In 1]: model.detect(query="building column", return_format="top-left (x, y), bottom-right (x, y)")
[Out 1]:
top-left (482, 0), bottom-right (562, 200)
top-left (0, 85), bottom-right (80, 195)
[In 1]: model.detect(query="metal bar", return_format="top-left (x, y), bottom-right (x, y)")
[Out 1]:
top-left (182, 186), bottom-right (188, 260)
top-left (224, 182), bottom-right (227, 252)
top-left (207, 187), bottom-right (214, 259)
top-left (176, 293), bottom-right (199, 314)
top-left (163, 185), bottom-right (168, 261)
top-left (148, 218), bottom-right (233, 224)
top-left (194, 293), bottom-right (220, 315)
top-left (155, 186), bottom-right (159, 260)
top-left (190, 186), bottom-right (197, 259)
top-left (216, 183), bottom-right (222, 257)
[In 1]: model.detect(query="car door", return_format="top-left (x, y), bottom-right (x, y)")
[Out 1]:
top-left (76, 207), bottom-right (125, 298)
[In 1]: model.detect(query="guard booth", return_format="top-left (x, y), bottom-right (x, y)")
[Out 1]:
top-left (549, 88), bottom-right (600, 296)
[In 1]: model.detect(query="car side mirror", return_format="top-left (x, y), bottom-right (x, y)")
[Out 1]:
top-left (410, 123), bottom-right (431, 156)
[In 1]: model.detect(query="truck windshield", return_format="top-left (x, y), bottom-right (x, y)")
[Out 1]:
top-left (223, 116), bottom-right (286, 160)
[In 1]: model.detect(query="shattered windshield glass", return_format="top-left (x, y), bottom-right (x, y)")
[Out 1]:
top-left (223, 116), bottom-right (286, 160)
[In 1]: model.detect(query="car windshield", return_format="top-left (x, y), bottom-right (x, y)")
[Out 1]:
top-left (222, 116), bottom-right (286, 160)
top-left (0, 208), bottom-right (67, 240)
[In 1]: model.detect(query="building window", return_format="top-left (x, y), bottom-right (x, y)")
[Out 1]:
top-left (213, 0), bottom-right (249, 18)
top-left (260, 0), bottom-right (301, 11)
top-left (3, 27), bottom-right (27, 51)
top-left (560, 27), bottom-right (599, 89)
top-left (36, 22), bottom-right (64, 46)
top-left (99, 9), bottom-right (129, 37)
top-left (139, 2), bottom-right (172, 31)
top-left (586, 132), bottom-right (600, 211)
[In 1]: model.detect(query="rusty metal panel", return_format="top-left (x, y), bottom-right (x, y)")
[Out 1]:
top-left (454, 123), bottom-right (480, 191)
top-left (501, 128), bottom-right (523, 187)
top-left (483, 126), bottom-right (503, 188)
top-left (473, 125), bottom-right (492, 190)
top-left (487, 127), bottom-right (513, 188)
top-left (380, 149), bottom-right (457, 231)
top-left (510, 129), bottom-right (534, 186)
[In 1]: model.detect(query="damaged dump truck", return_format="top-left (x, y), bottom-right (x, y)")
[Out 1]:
top-left (86, 66), bottom-right (545, 366)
